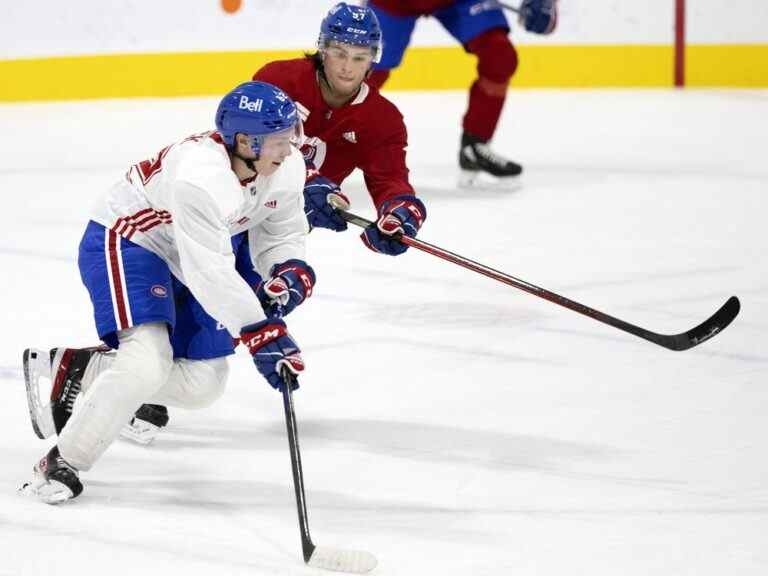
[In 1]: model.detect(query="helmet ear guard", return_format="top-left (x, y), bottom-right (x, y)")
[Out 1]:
top-left (317, 2), bottom-right (383, 63)
top-left (233, 132), bottom-right (266, 158)
top-left (240, 120), bottom-right (304, 159)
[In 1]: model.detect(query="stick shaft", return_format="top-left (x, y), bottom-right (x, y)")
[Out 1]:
top-left (338, 209), bottom-right (739, 351)
top-left (499, 1), bottom-right (521, 14)
top-left (281, 370), bottom-right (316, 563)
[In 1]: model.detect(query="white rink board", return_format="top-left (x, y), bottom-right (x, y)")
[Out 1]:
top-left (2, 0), bottom-right (768, 60)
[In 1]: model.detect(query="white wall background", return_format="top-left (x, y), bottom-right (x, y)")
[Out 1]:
top-left (1, 0), bottom-right (767, 60)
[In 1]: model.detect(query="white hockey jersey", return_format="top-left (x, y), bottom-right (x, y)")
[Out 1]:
top-left (90, 131), bottom-right (308, 336)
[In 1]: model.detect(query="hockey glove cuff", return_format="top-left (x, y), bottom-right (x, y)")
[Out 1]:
top-left (257, 259), bottom-right (316, 317)
top-left (241, 319), bottom-right (303, 391)
top-left (361, 195), bottom-right (427, 256)
top-left (303, 174), bottom-right (350, 232)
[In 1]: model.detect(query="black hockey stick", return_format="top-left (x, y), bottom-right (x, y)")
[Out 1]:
top-left (336, 209), bottom-right (740, 351)
top-left (499, 2), bottom-right (521, 15)
top-left (280, 367), bottom-right (377, 573)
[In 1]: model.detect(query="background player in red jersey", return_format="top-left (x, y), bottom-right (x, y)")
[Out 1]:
top-left (365, 0), bottom-right (558, 186)
top-left (254, 2), bottom-right (427, 257)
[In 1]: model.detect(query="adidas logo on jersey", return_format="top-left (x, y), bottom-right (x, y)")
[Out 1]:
top-left (264, 200), bottom-right (277, 208)
top-left (343, 131), bottom-right (357, 143)
top-left (239, 95), bottom-right (263, 112)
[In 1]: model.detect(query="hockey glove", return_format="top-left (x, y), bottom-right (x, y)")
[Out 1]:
top-left (257, 259), bottom-right (316, 317)
top-left (304, 174), bottom-right (351, 232)
top-left (241, 319), bottom-right (303, 391)
top-left (361, 195), bottom-right (427, 256)
top-left (519, 0), bottom-right (558, 35)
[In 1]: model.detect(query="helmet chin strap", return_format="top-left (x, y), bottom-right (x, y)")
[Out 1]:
top-left (233, 135), bottom-right (260, 172)
top-left (237, 151), bottom-right (258, 173)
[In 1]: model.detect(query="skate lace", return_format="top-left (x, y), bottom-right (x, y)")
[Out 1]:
top-left (476, 143), bottom-right (508, 166)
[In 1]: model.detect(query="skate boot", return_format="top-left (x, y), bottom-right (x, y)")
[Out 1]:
top-left (121, 404), bottom-right (170, 445)
top-left (19, 445), bottom-right (83, 504)
top-left (22, 346), bottom-right (108, 439)
top-left (459, 132), bottom-right (522, 187)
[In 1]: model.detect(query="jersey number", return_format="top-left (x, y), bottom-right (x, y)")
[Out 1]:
top-left (134, 133), bottom-right (207, 186)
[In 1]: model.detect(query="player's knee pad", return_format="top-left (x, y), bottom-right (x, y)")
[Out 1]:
top-left (174, 357), bottom-right (229, 409)
top-left (468, 28), bottom-right (518, 83)
top-left (57, 323), bottom-right (174, 470)
top-left (115, 323), bottom-right (174, 397)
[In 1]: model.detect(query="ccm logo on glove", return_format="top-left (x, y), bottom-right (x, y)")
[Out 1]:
top-left (242, 323), bottom-right (286, 351)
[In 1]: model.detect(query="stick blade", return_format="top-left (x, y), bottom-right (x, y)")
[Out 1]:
top-left (308, 546), bottom-right (378, 574)
top-left (667, 295), bottom-right (741, 351)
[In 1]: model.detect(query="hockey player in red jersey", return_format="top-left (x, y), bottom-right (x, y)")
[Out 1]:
top-left (254, 2), bottom-right (427, 256)
top-left (365, 0), bottom-right (558, 186)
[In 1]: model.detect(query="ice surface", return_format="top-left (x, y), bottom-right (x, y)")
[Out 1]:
top-left (1, 89), bottom-right (767, 575)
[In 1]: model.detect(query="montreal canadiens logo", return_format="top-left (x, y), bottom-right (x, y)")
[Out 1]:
top-left (151, 285), bottom-right (168, 298)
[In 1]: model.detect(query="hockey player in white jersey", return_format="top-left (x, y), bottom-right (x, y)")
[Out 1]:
top-left (21, 81), bottom-right (317, 504)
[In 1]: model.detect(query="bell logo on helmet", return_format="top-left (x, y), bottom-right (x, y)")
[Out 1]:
top-left (239, 96), bottom-right (263, 113)
top-left (216, 81), bottom-right (299, 153)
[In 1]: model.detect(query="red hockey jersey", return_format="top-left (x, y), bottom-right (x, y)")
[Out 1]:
top-left (253, 58), bottom-right (414, 210)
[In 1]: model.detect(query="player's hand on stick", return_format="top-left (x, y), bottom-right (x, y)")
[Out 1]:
top-left (519, 0), bottom-right (558, 35)
top-left (303, 173), bottom-right (350, 232)
top-left (241, 319), bottom-right (303, 391)
top-left (361, 194), bottom-right (426, 256)
top-left (257, 260), bottom-right (316, 317)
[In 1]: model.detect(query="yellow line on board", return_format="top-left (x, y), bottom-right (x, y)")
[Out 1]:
top-left (0, 50), bottom-right (303, 102)
top-left (686, 44), bottom-right (768, 87)
top-left (1, 44), bottom-right (766, 101)
top-left (388, 44), bottom-right (677, 89)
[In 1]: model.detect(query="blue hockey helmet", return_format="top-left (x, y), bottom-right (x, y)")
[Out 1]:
top-left (215, 81), bottom-right (300, 156)
top-left (318, 2), bottom-right (382, 63)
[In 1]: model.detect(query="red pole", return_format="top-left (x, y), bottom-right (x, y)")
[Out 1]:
top-left (674, 0), bottom-right (686, 87)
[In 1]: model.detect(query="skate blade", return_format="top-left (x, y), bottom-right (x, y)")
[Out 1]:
top-left (22, 348), bottom-right (56, 440)
top-left (19, 475), bottom-right (75, 505)
top-left (458, 170), bottom-right (523, 191)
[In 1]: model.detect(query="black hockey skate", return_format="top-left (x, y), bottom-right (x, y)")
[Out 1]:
top-left (22, 346), bottom-right (107, 439)
top-left (121, 404), bottom-right (169, 445)
top-left (459, 132), bottom-right (523, 187)
top-left (20, 445), bottom-right (83, 504)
